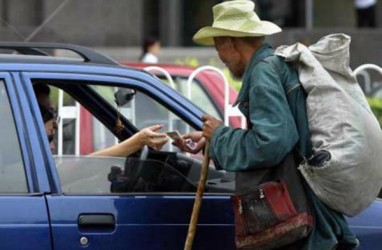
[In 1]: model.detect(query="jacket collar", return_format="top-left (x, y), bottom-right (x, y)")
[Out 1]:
top-left (233, 43), bottom-right (274, 106)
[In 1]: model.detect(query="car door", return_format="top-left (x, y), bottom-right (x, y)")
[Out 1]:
top-left (0, 72), bottom-right (52, 250)
top-left (22, 70), bottom-right (236, 250)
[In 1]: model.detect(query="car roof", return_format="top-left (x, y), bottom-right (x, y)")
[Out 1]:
top-left (0, 42), bottom-right (157, 79)
top-left (0, 42), bottom-right (119, 65)
top-left (0, 54), bottom-right (85, 64)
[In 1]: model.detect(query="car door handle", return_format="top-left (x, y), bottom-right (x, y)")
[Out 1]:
top-left (78, 214), bottom-right (115, 228)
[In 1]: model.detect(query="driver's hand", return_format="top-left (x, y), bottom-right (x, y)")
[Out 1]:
top-left (172, 131), bottom-right (205, 154)
top-left (139, 125), bottom-right (168, 150)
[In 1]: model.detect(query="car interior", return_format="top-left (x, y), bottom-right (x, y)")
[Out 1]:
top-left (33, 80), bottom-right (235, 195)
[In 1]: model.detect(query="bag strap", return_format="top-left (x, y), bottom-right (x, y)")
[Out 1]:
top-left (261, 55), bottom-right (306, 163)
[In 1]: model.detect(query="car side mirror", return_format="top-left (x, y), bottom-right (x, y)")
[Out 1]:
top-left (114, 88), bottom-right (136, 107)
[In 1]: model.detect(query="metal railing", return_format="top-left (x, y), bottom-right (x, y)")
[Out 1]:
top-left (57, 89), bottom-right (80, 156)
top-left (187, 66), bottom-right (245, 128)
top-left (354, 64), bottom-right (382, 97)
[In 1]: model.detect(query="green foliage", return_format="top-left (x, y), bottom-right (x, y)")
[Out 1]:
top-left (174, 57), bottom-right (200, 68)
top-left (367, 97), bottom-right (382, 125)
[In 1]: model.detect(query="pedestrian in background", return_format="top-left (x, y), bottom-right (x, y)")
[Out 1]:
top-left (140, 37), bottom-right (161, 63)
top-left (354, 0), bottom-right (377, 27)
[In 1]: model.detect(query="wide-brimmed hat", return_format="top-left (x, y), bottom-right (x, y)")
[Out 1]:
top-left (193, 0), bottom-right (281, 46)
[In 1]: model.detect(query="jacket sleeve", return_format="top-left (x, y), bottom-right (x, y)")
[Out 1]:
top-left (209, 61), bottom-right (299, 172)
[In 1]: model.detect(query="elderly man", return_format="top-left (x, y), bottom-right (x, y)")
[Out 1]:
top-left (176, 0), bottom-right (358, 249)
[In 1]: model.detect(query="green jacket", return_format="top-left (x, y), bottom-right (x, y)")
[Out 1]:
top-left (209, 44), bottom-right (358, 249)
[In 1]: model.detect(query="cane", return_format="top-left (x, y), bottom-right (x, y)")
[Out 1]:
top-left (184, 141), bottom-right (210, 250)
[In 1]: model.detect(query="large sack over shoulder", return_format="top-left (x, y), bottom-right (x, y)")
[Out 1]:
top-left (275, 33), bottom-right (382, 216)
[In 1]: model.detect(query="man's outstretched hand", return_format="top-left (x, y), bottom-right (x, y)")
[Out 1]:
top-left (172, 131), bottom-right (205, 154)
top-left (172, 114), bottom-right (222, 153)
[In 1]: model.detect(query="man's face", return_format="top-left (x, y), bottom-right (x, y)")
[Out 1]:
top-left (45, 118), bottom-right (55, 152)
top-left (37, 93), bottom-right (58, 130)
top-left (214, 37), bottom-right (246, 79)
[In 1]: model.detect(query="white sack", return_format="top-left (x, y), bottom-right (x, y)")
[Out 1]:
top-left (275, 33), bottom-right (382, 216)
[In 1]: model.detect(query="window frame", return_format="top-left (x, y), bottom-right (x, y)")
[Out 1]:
top-left (21, 70), bottom-right (206, 194)
top-left (0, 72), bottom-right (46, 194)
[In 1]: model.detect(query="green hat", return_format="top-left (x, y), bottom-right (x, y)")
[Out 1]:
top-left (193, 0), bottom-right (281, 46)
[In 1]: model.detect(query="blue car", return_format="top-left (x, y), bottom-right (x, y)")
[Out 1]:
top-left (0, 42), bottom-right (380, 250)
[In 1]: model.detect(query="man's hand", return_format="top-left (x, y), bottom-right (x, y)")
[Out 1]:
top-left (172, 131), bottom-right (205, 154)
top-left (202, 114), bottom-right (223, 141)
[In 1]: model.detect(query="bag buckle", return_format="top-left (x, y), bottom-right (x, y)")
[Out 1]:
top-left (238, 199), bottom-right (243, 214)
top-left (259, 188), bottom-right (265, 199)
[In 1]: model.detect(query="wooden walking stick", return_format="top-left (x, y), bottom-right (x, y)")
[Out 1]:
top-left (184, 141), bottom-right (210, 250)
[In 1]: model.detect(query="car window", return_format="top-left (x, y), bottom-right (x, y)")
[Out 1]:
top-left (54, 152), bottom-right (234, 195)
top-left (91, 85), bottom-right (190, 152)
top-left (92, 118), bottom-right (117, 152)
top-left (0, 81), bottom-right (28, 193)
top-left (41, 81), bottom-right (233, 195)
top-left (47, 86), bottom-right (101, 155)
top-left (54, 155), bottom-right (197, 194)
top-left (48, 84), bottom-right (189, 154)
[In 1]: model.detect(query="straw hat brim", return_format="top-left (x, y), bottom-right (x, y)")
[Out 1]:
top-left (193, 21), bottom-right (282, 46)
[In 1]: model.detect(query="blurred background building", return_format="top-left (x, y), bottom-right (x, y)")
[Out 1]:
top-left (0, 0), bottom-right (381, 68)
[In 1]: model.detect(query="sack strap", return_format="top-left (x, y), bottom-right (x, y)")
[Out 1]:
top-left (261, 55), bottom-right (306, 163)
